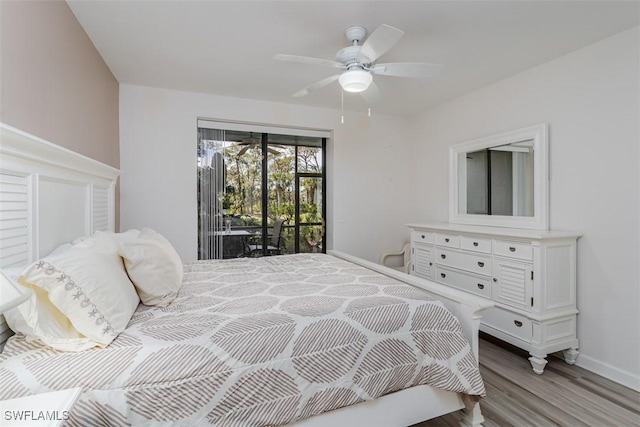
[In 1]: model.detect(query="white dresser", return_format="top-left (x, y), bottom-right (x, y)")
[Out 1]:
top-left (408, 222), bottom-right (580, 374)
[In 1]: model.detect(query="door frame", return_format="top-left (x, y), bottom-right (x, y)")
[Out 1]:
top-left (258, 136), bottom-right (327, 256)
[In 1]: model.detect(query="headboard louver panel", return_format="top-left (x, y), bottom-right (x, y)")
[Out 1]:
top-left (0, 123), bottom-right (119, 349)
top-left (92, 186), bottom-right (110, 232)
top-left (0, 173), bottom-right (29, 269)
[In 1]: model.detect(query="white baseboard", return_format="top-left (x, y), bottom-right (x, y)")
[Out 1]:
top-left (576, 354), bottom-right (640, 392)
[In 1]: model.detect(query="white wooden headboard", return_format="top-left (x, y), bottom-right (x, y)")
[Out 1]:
top-left (0, 123), bottom-right (119, 344)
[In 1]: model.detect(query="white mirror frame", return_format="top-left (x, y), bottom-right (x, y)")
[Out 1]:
top-left (449, 123), bottom-right (549, 230)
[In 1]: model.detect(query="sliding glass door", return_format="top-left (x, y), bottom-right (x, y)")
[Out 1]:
top-left (295, 145), bottom-right (324, 254)
top-left (197, 124), bottom-right (326, 260)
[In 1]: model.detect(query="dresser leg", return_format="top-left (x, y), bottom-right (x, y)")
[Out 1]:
top-left (563, 347), bottom-right (579, 365)
top-left (528, 354), bottom-right (548, 374)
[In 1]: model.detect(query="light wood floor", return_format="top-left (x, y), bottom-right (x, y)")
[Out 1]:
top-left (416, 334), bottom-right (640, 427)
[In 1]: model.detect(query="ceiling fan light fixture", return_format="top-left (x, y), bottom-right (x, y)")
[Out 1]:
top-left (338, 69), bottom-right (372, 93)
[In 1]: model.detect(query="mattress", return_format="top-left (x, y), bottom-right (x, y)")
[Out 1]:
top-left (0, 253), bottom-right (484, 426)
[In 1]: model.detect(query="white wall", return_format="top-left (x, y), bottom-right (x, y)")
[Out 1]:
top-left (409, 28), bottom-right (640, 390)
top-left (119, 85), bottom-right (413, 264)
top-left (120, 27), bottom-right (639, 390)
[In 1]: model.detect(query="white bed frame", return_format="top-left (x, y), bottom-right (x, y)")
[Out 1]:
top-left (0, 123), bottom-right (492, 426)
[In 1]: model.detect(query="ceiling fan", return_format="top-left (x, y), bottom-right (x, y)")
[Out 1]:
top-left (274, 24), bottom-right (444, 99)
top-left (233, 133), bottom-right (284, 157)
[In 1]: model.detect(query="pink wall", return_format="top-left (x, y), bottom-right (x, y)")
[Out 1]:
top-left (0, 0), bottom-right (119, 169)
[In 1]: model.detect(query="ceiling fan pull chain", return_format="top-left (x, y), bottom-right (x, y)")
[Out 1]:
top-left (368, 107), bottom-right (371, 117)
top-left (341, 90), bottom-right (345, 124)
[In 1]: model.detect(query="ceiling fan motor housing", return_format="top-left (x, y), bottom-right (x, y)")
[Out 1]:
top-left (335, 46), bottom-right (370, 68)
top-left (337, 26), bottom-right (371, 68)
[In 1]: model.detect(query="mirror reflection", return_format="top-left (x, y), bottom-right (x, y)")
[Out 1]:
top-left (450, 123), bottom-right (547, 229)
top-left (461, 140), bottom-right (534, 217)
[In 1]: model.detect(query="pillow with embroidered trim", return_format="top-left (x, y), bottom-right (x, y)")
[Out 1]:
top-left (4, 233), bottom-right (139, 351)
top-left (94, 228), bottom-right (140, 244)
top-left (115, 228), bottom-right (183, 307)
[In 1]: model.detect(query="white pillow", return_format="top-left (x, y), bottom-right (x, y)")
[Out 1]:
top-left (117, 228), bottom-right (183, 307)
top-left (95, 228), bottom-right (140, 244)
top-left (4, 233), bottom-right (140, 351)
top-left (47, 242), bottom-right (74, 257)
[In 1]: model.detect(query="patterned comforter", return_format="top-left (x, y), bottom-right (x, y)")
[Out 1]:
top-left (0, 253), bottom-right (484, 426)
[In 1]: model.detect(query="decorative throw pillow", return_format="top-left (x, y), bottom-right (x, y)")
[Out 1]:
top-left (117, 228), bottom-right (183, 307)
top-left (4, 233), bottom-right (140, 351)
top-left (94, 228), bottom-right (140, 244)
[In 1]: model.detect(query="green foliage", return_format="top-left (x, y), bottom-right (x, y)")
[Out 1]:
top-left (213, 142), bottom-right (323, 255)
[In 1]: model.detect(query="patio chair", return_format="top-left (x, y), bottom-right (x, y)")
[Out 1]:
top-left (248, 218), bottom-right (284, 256)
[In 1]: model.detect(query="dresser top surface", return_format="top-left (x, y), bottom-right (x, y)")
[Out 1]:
top-left (406, 222), bottom-right (581, 240)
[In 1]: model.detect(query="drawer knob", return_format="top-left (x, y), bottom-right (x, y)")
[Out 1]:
top-left (440, 273), bottom-right (446, 278)
top-left (477, 283), bottom-right (484, 290)
top-left (509, 246), bottom-right (516, 252)
top-left (493, 278), bottom-right (497, 282)
top-left (514, 320), bottom-right (523, 327)
top-left (473, 242), bottom-right (479, 247)
top-left (477, 261), bottom-right (485, 267)
top-left (445, 238), bottom-right (450, 242)
top-left (441, 254), bottom-right (447, 259)
top-left (429, 262), bottom-right (433, 266)
top-left (421, 234), bottom-right (425, 239)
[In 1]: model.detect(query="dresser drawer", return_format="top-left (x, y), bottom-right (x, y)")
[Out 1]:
top-left (436, 248), bottom-right (491, 276)
top-left (482, 306), bottom-right (532, 343)
top-left (460, 235), bottom-right (492, 254)
top-left (493, 239), bottom-right (532, 261)
top-left (434, 266), bottom-right (492, 299)
top-left (412, 231), bottom-right (434, 244)
top-left (435, 233), bottom-right (460, 248)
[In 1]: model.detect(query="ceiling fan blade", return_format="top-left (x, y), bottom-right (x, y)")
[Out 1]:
top-left (359, 24), bottom-right (404, 63)
top-left (267, 148), bottom-right (282, 156)
top-left (292, 74), bottom-right (340, 97)
top-left (274, 54), bottom-right (345, 69)
top-left (371, 62), bottom-right (445, 78)
top-left (236, 145), bottom-right (251, 157)
top-left (359, 81), bottom-right (380, 105)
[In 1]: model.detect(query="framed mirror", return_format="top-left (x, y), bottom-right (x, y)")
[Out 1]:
top-left (449, 123), bottom-right (549, 230)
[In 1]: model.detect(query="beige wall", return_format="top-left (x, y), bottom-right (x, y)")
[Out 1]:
top-left (0, 0), bottom-right (119, 169)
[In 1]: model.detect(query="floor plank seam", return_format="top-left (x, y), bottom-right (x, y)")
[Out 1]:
top-left (412, 338), bottom-right (640, 427)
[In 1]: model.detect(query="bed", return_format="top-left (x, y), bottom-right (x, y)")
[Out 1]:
top-left (0, 123), bottom-right (492, 426)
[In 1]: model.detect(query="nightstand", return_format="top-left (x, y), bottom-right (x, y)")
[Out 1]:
top-left (0, 388), bottom-right (82, 426)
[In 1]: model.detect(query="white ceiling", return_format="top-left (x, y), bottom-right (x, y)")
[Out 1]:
top-left (67, 1), bottom-right (639, 117)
